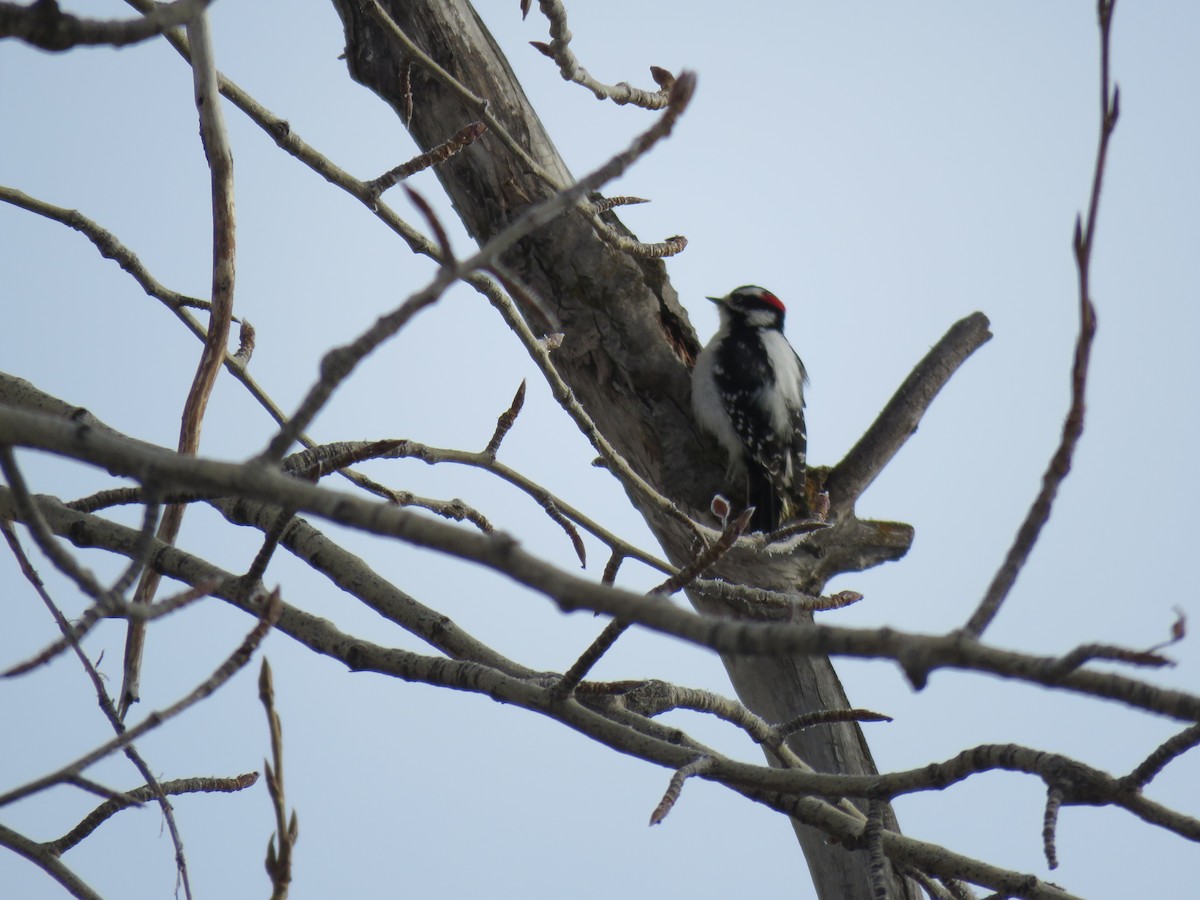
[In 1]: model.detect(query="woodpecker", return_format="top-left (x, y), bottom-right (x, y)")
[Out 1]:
top-left (691, 285), bottom-right (808, 531)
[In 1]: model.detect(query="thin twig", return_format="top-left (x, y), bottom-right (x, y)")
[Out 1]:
top-left (936, 875), bottom-right (976, 900)
top-left (589, 195), bottom-right (648, 214)
top-left (46, 773), bottom-right (259, 857)
top-left (759, 516), bottom-right (831, 544)
top-left (649, 756), bottom-right (713, 825)
top-left (364, 0), bottom-right (687, 259)
top-left (243, 512), bottom-right (295, 588)
top-left (899, 870), bottom-right (958, 900)
top-left (403, 185), bottom-right (454, 262)
top-left (865, 799), bottom-right (889, 899)
top-left (0, 518), bottom-right (198, 898)
top-left (107, 2), bottom-right (689, 512)
top-left (0, 447), bottom-right (108, 601)
top-left (281, 439), bottom-right (494, 531)
top-left (0, 385), bottom-right (535, 685)
top-left (692, 580), bottom-right (863, 618)
top-left (259, 70), bottom-right (697, 463)
top-left (484, 380), bottom-right (526, 458)
top-left (1049, 642), bottom-right (1173, 679)
top-left (0, 187), bottom-right (218, 316)
top-left (120, 6), bottom-right (238, 718)
top-left (655, 509), bottom-right (754, 594)
top-left (962, 0), bottom-right (1118, 638)
top-left (283, 440), bottom-right (403, 480)
top-left (107, 492), bottom-right (160, 597)
top-left (600, 551), bottom-right (623, 586)
top-left (772, 708), bottom-right (894, 743)
top-left (531, 0), bottom-right (672, 109)
top-left (366, 121), bottom-right (487, 196)
top-left (1121, 724), bottom-right (1200, 791)
top-left (4, 579), bottom-right (215, 679)
top-left (13, 168), bottom-right (473, 521)
top-left (553, 509), bottom-right (751, 698)
top-left (260, 660), bottom-right (298, 900)
top-left (63, 775), bottom-right (142, 805)
top-left (0, 590), bottom-right (281, 810)
top-left (588, 228), bottom-right (687, 259)
top-left (618, 680), bottom-right (866, 823)
top-left (486, 268), bottom-right (703, 536)
top-left (1042, 786), bottom-right (1063, 869)
top-left (59, 444), bottom-right (836, 622)
top-left (360, 0), bottom-right (564, 190)
top-left (0, 190), bottom-right (429, 527)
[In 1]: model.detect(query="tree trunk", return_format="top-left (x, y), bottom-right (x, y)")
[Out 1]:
top-left (330, 2), bottom-right (920, 896)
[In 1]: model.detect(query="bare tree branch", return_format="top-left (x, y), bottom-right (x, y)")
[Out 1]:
top-left (865, 799), bottom-right (889, 899)
top-left (0, 518), bottom-right (204, 897)
top-left (0, 590), bottom-right (279, 810)
top-left (0, 822), bottom-right (102, 900)
top-left (0, 447), bottom-right (108, 601)
top-left (4, 479), bottom-right (1194, 897)
top-left (1049, 641), bottom-right (1173, 679)
top-left (260, 660), bottom-right (298, 900)
top-left (366, 121), bottom-right (488, 196)
top-left (737, 784), bottom-right (1083, 900)
top-left (44, 773), bottom-right (259, 857)
top-left (0, 0), bottom-right (212, 51)
top-left (649, 756), bottom-right (713, 826)
top-left (120, 6), bottom-right (239, 717)
top-left (233, 318), bottom-right (256, 364)
top-left (554, 508), bottom-right (752, 697)
top-left (530, 0), bottom-right (673, 109)
top-left (1121, 724), bottom-right (1200, 791)
top-left (3, 578), bottom-right (213, 679)
top-left (0, 187), bottom-right (218, 317)
top-left (236, 84), bottom-right (703, 545)
top-left (3, 3), bottom-right (1187, 896)
top-left (98, 3), bottom-right (699, 530)
top-left (963, 0), bottom-right (1118, 638)
top-left (823, 311), bottom-right (992, 516)
top-left (3, 401), bottom-right (1199, 726)
top-left (772, 708), bottom-right (895, 743)
top-left (1043, 786), bottom-right (1064, 869)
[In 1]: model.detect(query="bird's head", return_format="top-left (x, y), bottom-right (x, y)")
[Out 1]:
top-left (707, 285), bottom-right (787, 330)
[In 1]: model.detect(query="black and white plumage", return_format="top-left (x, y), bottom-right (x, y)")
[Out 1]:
top-left (691, 285), bottom-right (808, 531)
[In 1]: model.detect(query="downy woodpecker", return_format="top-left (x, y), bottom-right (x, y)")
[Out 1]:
top-left (692, 285), bottom-right (808, 531)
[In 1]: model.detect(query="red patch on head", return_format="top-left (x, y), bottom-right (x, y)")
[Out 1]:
top-left (730, 285), bottom-right (787, 314)
top-left (759, 290), bottom-right (785, 312)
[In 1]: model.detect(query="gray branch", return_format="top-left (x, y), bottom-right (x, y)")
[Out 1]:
top-left (0, 0), bottom-right (212, 51)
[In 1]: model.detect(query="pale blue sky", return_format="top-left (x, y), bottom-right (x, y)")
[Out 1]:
top-left (2, 2), bottom-right (1198, 898)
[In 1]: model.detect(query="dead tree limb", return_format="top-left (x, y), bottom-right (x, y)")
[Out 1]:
top-left (326, 2), bottom-right (989, 895)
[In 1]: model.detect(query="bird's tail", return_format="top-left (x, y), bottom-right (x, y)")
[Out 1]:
top-left (746, 467), bottom-right (782, 532)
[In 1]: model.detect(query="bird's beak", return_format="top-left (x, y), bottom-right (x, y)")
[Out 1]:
top-left (705, 295), bottom-right (724, 305)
